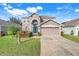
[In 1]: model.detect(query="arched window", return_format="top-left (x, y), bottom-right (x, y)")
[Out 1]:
top-left (32, 20), bottom-right (38, 33)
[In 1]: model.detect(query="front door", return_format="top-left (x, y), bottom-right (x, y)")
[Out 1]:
top-left (32, 20), bottom-right (38, 33)
top-left (33, 24), bottom-right (38, 33)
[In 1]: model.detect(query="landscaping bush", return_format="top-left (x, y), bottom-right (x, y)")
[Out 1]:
top-left (29, 32), bottom-right (33, 37)
top-left (19, 31), bottom-right (32, 38)
top-left (19, 31), bottom-right (41, 38)
top-left (71, 30), bottom-right (74, 35)
top-left (38, 32), bottom-right (41, 36)
top-left (19, 31), bottom-right (27, 37)
top-left (7, 26), bottom-right (20, 35)
top-left (61, 31), bottom-right (64, 36)
top-left (0, 31), bottom-right (6, 36)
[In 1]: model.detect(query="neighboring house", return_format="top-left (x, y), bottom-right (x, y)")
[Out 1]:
top-left (22, 13), bottom-right (61, 37)
top-left (62, 19), bottom-right (79, 36)
top-left (0, 19), bottom-right (8, 35)
top-left (0, 19), bottom-right (21, 36)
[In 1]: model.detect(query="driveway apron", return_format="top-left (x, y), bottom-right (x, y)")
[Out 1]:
top-left (41, 36), bottom-right (79, 56)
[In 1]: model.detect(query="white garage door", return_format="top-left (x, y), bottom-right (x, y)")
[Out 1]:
top-left (41, 27), bottom-right (59, 37)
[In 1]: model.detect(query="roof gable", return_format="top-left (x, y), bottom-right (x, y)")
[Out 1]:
top-left (40, 19), bottom-right (60, 27)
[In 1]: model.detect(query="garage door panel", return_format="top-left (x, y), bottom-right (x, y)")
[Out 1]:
top-left (41, 27), bottom-right (59, 37)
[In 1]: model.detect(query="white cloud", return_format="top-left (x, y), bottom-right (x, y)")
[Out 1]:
top-left (27, 7), bottom-right (37, 13)
top-left (75, 9), bottom-right (79, 12)
top-left (4, 5), bottom-right (43, 16)
top-left (4, 5), bottom-right (12, 10)
top-left (6, 8), bottom-right (28, 16)
top-left (1, 3), bottom-right (13, 9)
top-left (37, 6), bottom-right (43, 10)
top-left (3, 4), bottom-right (28, 16)
top-left (26, 6), bottom-right (43, 13)
top-left (4, 7), bottom-right (8, 10)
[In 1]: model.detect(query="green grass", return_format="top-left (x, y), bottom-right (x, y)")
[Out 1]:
top-left (62, 34), bottom-right (79, 42)
top-left (0, 35), bottom-right (40, 56)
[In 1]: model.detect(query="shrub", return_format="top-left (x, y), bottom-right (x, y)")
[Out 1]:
top-left (71, 30), bottom-right (74, 35)
top-left (19, 31), bottom-right (27, 37)
top-left (0, 31), bottom-right (6, 36)
top-left (7, 26), bottom-right (20, 35)
top-left (61, 31), bottom-right (64, 36)
top-left (19, 31), bottom-right (32, 38)
top-left (38, 32), bottom-right (41, 36)
top-left (29, 32), bottom-right (33, 37)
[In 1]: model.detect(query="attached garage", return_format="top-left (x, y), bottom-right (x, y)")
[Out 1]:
top-left (40, 20), bottom-right (60, 37)
top-left (41, 27), bottom-right (59, 37)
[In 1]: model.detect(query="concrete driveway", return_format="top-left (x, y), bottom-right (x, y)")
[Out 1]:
top-left (41, 36), bottom-right (79, 56)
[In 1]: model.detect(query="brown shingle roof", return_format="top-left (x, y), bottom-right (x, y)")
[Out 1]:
top-left (39, 15), bottom-right (55, 24)
top-left (62, 19), bottom-right (79, 27)
top-left (39, 15), bottom-right (55, 22)
top-left (22, 13), bottom-right (55, 23)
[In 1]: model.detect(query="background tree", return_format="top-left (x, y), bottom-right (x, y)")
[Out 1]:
top-left (9, 16), bottom-right (22, 25)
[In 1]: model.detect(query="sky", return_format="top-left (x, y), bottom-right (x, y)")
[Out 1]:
top-left (0, 3), bottom-right (79, 23)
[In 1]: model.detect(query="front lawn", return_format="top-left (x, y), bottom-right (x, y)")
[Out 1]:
top-left (0, 35), bottom-right (40, 56)
top-left (61, 34), bottom-right (79, 42)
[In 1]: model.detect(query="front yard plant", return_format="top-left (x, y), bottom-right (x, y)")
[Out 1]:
top-left (0, 35), bottom-right (40, 56)
top-left (7, 26), bottom-right (20, 35)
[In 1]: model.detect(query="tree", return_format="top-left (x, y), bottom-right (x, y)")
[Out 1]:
top-left (9, 16), bottom-right (22, 25)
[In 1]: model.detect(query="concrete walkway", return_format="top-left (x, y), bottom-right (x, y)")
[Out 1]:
top-left (41, 36), bottom-right (79, 56)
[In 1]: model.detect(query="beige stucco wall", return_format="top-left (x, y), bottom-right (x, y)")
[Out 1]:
top-left (41, 20), bottom-right (61, 36)
top-left (29, 14), bottom-right (40, 32)
top-left (22, 18), bottom-right (28, 31)
top-left (22, 14), bottom-right (41, 32)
